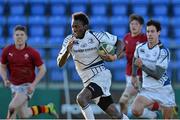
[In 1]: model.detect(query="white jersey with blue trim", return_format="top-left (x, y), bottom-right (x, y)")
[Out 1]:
top-left (59, 30), bottom-right (117, 83)
top-left (134, 42), bottom-right (170, 89)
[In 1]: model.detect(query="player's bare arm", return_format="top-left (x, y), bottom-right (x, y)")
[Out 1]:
top-left (0, 63), bottom-right (11, 87)
top-left (28, 64), bottom-right (46, 94)
top-left (131, 57), bottom-right (139, 88)
top-left (57, 37), bottom-right (75, 67)
top-left (99, 54), bottom-right (117, 62)
top-left (115, 40), bottom-right (125, 59)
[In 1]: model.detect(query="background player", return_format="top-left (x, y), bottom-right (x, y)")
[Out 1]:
top-left (119, 14), bottom-right (160, 119)
top-left (0, 25), bottom-right (58, 119)
top-left (131, 19), bottom-right (176, 119)
top-left (119, 14), bottom-right (147, 114)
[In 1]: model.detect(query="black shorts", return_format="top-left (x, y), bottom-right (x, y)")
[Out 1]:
top-left (97, 95), bottom-right (114, 111)
top-left (86, 82), bottom-right (103, 99)
top-left (86, 82), bottom-right (114, 111)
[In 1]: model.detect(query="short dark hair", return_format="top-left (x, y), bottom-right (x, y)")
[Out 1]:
top-left (72, 12), bottom-right (89, 25)
top-left (14, 25), bottom-right (27, 34)
top-left (146, 19), bottom-right (161, 32)
top-left (129, 14), bottom-right (144, 25)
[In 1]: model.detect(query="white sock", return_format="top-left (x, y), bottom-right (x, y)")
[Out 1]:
top-left (80, 104), bottom-right (95, 120)
top-left (122, 114), bottom-right (129, 120)
top-left (139, 108), bottom-right (157, 118)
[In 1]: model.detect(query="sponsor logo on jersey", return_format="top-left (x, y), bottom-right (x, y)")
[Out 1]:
top-left (73, 47), bottom-right (97, 53)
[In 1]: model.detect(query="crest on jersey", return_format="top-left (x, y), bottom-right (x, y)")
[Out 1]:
top-left (8, 53), bottom-right (13, 57)
top-left (88, 38), bottom-right (94, 44)
top-left (24, 53), bottom-right (29, 60)
top-left (74, 40), bottom-right (79, 45)
top-left (125, 40), bottom-right (128, 44)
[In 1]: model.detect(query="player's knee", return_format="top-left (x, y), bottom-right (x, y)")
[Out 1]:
top-left (8, 106), bottom-right (15, 117)
top-left (131, 107), bottom-right (142, 117)
top-left (8, 104), bottom-right (17, 112)
top-left (76, 94), bottom-right (82, 104)
top-left (76, 94), bottom-right (87, 107)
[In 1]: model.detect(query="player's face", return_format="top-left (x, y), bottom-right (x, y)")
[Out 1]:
top-left (71, 19), bottom-right (87, 39)
top-left (130, 20), bottom-right (142, 36)
top-left (146, 25), bottom-right (160, 45)
top-left (13, 30), bottom-right (27, 46)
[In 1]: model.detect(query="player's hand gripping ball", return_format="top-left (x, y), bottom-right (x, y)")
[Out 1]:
top-left (98, 42), bottom-right (115, 55)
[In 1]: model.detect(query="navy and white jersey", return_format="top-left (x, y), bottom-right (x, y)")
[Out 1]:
top-left (134, 42), bottom-right (170, 89)
top-left (58, 30), bottom-right (117, 83)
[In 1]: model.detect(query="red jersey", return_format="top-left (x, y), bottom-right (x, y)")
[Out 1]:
top-left (1, 44), bottom-right (43, 85)
top-left (123, 33), bottom-right (147, 76)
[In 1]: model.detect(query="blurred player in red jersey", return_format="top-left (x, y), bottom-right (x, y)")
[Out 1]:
top-left (0, 25), bottom-right (58, 119)
top-left (119, 14), bottom-right (160, 118)
top-left (119, 14), bottom-right (147, 113)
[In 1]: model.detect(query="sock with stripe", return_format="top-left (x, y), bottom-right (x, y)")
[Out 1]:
top-left (80, 104), bottom-right (95, 120)
top-left (31, 105), bottom-right (50, 115)
top-left (140, 108), bottom-right (157, 118)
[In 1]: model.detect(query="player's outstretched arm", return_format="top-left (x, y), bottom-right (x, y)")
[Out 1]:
top-left (57, 50), bottom-right (70, 67)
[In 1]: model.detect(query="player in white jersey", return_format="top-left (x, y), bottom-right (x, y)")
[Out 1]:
top-left (131, 19), bottom-right (176, 119)
top-left (57, 12), bottom-right (128, 119)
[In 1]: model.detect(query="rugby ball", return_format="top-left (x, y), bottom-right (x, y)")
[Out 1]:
top-left (98, 42), bottom-right (115, 55)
